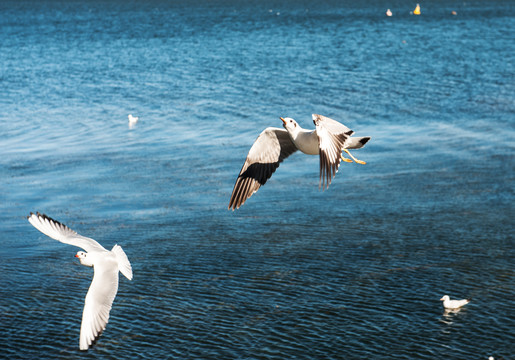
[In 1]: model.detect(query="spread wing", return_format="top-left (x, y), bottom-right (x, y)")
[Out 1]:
top-left (312, 114), bottom-right (354, 190)
top-left (79, 255), bottom-right (119, 350)
top-left (229, 127), bottom-right (297, 210)
top-left (28, 212), bottom-right (106, 253)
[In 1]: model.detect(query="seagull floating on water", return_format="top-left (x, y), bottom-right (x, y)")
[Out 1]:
top-left (228, 114), bottom-right (370, 210)
top-left (128, 114), bottom-right (139, 128)
top-left (27, 212), bottom-right (133, 351)
top-left (386, 9), bottom-right (393, 17)
top-left (440, 295), bottom-right (470, 310)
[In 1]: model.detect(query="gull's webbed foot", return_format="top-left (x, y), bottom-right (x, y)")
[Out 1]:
top-left (343, 149), bottom-right (366, 165)
top-left (340, 154), bottom-right (353, 163)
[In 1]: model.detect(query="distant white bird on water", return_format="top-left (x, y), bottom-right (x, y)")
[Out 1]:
top-left (228, 114), bottom-right (371, 210)
top-left (128, 114), bottom-right (139, 128)
top-left (440, 295), bottom-right (470, 310)
top-left (386, 9), bottom-right (393, 17)
top-left (27, 212), bottom-right (133, 351)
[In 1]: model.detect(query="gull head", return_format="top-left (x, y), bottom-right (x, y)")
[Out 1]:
top-left (280, 117), bottom-right (298, 133)
top-left (75, 251), bottom-right (93, 267)
top-left (440, 295), bottom-right (450, 301)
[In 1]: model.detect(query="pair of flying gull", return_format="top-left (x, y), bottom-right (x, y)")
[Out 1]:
top-left (28, 114), bottom-right (373, 350)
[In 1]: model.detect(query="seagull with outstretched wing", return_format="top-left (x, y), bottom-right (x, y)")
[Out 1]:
top-left (27, 212), bottom-right (133, 351)
top-left (228, 114), bottom-right (370, 210)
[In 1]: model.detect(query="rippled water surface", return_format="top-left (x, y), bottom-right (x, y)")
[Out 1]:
top-left (1, 0), bottom-right (514, 359)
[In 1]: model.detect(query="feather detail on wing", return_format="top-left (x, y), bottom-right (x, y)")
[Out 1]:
top-left (229, 127), bottom-right (297, 210)
top-left (312, 114), bottom-right (352, 189)
top-left (79, 255), bottom-right (119, 350)
top-left (27, 212), bottom-right (106, 253)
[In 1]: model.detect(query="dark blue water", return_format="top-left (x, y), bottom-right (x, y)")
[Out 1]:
top-left (1, 1), bottom-right (514, 359)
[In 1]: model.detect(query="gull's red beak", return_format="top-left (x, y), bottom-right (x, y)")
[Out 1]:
top-left (75, 254), bottom-right (79, 258)
top-left (280, 117), bottom-right (286, 125)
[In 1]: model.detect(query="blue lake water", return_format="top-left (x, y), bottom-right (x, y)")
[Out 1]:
top-left (1, 0), bottom-right (514, 359)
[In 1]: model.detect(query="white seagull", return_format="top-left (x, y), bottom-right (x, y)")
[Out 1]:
top-left (128, 114), bottom-right (139, 128)
top-left (440, 295), bottom-right (471, 310)
top-left (27, 212), bottom-right (133, 351)
top-left (228, 114), bottom-right (370, 210)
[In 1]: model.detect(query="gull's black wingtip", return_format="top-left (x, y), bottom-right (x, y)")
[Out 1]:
top-left (30, 212), bottom-right (63, 227)
top-left (359, 137), bottom-right (371, 146)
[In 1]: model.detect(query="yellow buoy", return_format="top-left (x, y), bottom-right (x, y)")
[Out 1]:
top-left (413, 4), bottom-right (421, 15)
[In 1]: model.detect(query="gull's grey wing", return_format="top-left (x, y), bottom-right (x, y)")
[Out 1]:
top-left (313, 114), bottom-right (354, 136)
top-left (79, 254), bottom-right (119, 350)
top-left (28, 212), bottom-right (106, 253)
top-left (229, 127), bottom-right (297, 210)
top-left (312, 114), bottom-right (354, 190)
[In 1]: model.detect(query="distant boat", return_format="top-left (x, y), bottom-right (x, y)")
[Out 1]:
top-left (413, 4), bottom-right (421, 15)
top-left (386, 9), bottom-right (393, 17)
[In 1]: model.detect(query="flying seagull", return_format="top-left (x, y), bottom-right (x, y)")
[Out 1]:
top-left (440, 295), bottom-right (471, 310)
top-left (27, 212), bottom-right (133, 351)
top-left (228, 114), bottom-right (370, 210)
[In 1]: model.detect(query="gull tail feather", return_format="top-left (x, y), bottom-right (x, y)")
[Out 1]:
top-left (112, 244), bottom-right (133, 280)
top-left (346, 136), bottom-right (371, 149)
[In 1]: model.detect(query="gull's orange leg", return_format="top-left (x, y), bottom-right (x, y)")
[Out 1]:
top-left (343, 149), bottom-right (366, 165)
